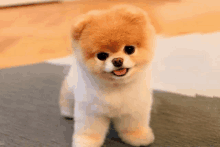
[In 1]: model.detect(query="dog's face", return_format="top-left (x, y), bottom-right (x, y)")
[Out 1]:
top-left (72, 5), bottom-right (155, 82)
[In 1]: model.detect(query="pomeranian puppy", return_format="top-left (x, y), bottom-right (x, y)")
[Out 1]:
top-left (59, 4), bottom-right (156, 147)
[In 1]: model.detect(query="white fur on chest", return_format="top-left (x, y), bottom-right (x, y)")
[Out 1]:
top-left (68, 56), bottom-right (152, 118)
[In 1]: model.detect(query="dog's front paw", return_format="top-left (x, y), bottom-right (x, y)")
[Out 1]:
top-left (72, 134), bottom-right (104, 147)
top-left (60, 105), bottom-right (73, 118)
top-left (119, 126), bottom-right (154, 147)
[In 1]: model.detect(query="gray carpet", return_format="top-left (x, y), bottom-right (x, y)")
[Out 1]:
top-left (0, 63), bottom-right (220, 147)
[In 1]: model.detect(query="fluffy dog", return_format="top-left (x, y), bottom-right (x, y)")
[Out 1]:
top-left (59, 4), bottom-right (156, 147)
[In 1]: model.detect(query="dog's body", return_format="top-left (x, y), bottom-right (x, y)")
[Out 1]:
top-left (59, 4), bottom-right (156, 147)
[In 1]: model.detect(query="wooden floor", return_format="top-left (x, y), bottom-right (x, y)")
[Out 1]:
top-left (1, 0), bottom-right (220, 69)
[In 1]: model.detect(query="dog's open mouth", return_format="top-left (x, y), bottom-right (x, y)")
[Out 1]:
top-left (112, 68), bottom-right (129, 77)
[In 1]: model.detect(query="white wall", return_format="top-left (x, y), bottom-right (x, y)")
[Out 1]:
top-left (0, 0), bottom-right (57, 7)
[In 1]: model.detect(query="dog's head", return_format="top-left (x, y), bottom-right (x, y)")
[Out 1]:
top-left (71, 4), bottom-right (156, 82)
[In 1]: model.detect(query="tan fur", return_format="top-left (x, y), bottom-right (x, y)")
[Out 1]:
top-left (72, 4), bottom-right (155, 61)
top-left (59, 78), bottom-right (74, 117)
top-left (60, 4), bottom-right (156, 147)
top-left (71, 5), bottom-right (155, 82)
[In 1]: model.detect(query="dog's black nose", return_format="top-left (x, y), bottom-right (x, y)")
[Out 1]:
top-left (112, 57), bottom-right (124, 67)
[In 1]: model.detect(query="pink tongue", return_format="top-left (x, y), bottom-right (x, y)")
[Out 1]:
top-left (113, 68), bottom-right (127, 76)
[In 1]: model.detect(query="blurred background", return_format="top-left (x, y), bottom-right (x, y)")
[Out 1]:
top-left (0, 0), bottom-right (57, 7)
top-left (1, 0), bottom-right (220, 97)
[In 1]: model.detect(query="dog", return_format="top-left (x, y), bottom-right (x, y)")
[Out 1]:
top-left (59, 4), bottom-right (156, 147)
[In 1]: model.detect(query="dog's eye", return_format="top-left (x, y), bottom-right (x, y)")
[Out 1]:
top-left (97, 52), bottom-right (109, 61)
top-left (124, 46), bottom-right (135, 55)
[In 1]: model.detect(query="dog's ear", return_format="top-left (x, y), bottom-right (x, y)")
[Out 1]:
top-left (71, 14), bottom-right (91, 41)
top-left (71, 10), bottom-right (103, 41)
top-left (112, 5), bottom-right (151, 25)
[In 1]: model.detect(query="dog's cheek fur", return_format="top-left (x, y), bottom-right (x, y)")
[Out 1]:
top-left (85, 58), bottom-right (104, 74)
top-left (127, 47), bottom-right (152, 69)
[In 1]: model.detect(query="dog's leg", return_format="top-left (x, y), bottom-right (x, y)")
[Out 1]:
top-left (72, 115), bottom-right (110, 147)
top-left (113, 112), bottom-right (154, 146)
top-left (59, 78), bottom-right (74, 118)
